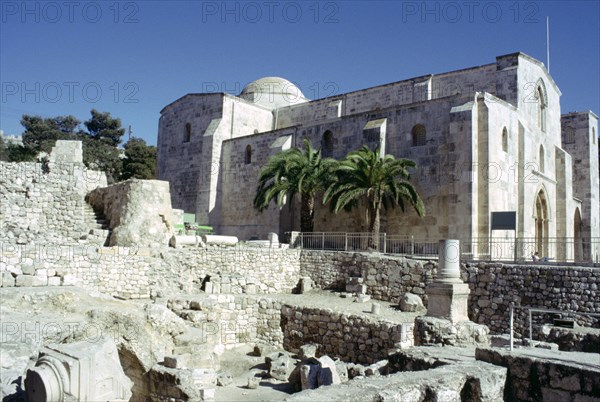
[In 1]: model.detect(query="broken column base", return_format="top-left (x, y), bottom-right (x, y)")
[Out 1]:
top-left (414, 316), bottom-right (490, 347)
top-left (425, 282), bottom-right (470, 322)
top-left (24, 338), bottom-right (132, 402)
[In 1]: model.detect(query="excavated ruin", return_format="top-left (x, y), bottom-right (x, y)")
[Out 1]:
top-left (1, 142), bottom-right (599, 401)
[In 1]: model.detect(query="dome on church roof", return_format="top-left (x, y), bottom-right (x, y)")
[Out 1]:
top-left (240, 77), bottom-right (306, 100)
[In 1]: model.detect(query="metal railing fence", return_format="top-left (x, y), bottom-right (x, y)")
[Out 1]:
top-left (286, 232), bottom-right (600, 264)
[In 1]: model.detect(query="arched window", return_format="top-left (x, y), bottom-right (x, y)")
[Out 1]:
top-left (539, 145), bottom-right (545, 173)
top-left (534, 189), bottom-right (549, 257)
top-left (593, 127), bottom-right (596, 145)
top-left (184, 123), bottom-right (191, 142)
top-left (535, 82), bottom-right (547, 132)
top-left (245, 144), bottom-right (252, 164)
top-left (564, 126), bottom-right (575, 144)
top-left (411, 124), bottom-right (426, 147)
top-left (322, 130), bottom-right (333, 157)
top-left (253, 129), bottom-right (259, 134)
top-left (502, 127), bottom-right (508, 152)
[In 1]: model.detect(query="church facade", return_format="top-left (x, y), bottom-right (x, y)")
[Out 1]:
top-left (157, 52), bottom-right (599, 262)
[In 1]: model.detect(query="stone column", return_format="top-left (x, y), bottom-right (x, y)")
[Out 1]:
top-left (425, 239), bottom-right (470, 322)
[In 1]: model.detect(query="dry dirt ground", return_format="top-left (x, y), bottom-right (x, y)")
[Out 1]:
top-left (215, 344), bottom-right (295, 401)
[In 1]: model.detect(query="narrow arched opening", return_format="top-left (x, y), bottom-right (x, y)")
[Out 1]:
top-left (245, 144), bottom-right (252, 164)
top-left (184, 123), bottom-right (191, 143)
top-left (534, 189), bottom-right (549, 258)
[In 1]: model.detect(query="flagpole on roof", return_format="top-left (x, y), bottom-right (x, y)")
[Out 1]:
top-left (546, 16), bottom-right (550, 73)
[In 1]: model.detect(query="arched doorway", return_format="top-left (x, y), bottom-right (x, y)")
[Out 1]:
top-left (574, 208), bottom-right (583, 262)
top-left (534, 190), bottom-right (549, 257)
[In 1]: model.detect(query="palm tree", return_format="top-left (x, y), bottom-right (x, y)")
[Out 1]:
top-left (324, 146), bottom-right (424, 247)
top-left (253, 138), bottom-right (337, 232)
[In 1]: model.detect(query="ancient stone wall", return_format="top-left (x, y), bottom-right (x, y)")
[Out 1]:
top-left (166, 294), bottom-right (284, 350)
top-left (465, 262), bottom-right (600, 336)
top-left (0, 244), bottom-right (152, 299)
top-left (2, 246), bottom-right (598, 338)
top-left (0, 246), bottom-right (303, 299)
top-left (161, 247), bottom-right (302, 294)
top-left (476, 347), bottom-right (600, 401)
top-left (0, 156), bottom-right (106, 245)
top-left (298, 251), bottom-right (438, 303)
top-left (280, 304), bottom-right (413, 364)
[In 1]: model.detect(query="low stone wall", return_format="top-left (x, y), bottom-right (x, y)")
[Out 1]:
top-left (540, 326), bottom-right (600, 353)
top-left (0, 244), bottom-right (152, 299)
top-left (165, 294), bottom-right (283, 350)
top-left (160, 247), bottom-right (302, 295)
top-left (0, 246), bottom-right (302, 299)
top-left (476, 347), bottom-right (600, 401)
top-left (280, 305), bottom-right (414, 364)
top-left (465, 263), bottom-right (600, 336)
top-left (299, 251), bottom-right (438, 303)
top-left (2, 246), bottom-right (598, 337)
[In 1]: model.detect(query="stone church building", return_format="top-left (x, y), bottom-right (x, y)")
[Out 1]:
top-left (157, 52), bottom-right (599, 261)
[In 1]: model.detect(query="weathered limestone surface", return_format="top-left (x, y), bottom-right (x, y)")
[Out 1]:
top-left (476, 347), bottom-right (600, 401)
top-left (280, 305), bottom-right (415, 364)
top-left (0, 287), bottom-right (184, 402)
top-left (86, 179), bottom-right (175, 248)
top-left (25, 337), bottom-right (133, 402)
top-left (285, 360), bottom-right (507, 402)
top-left (414, 316), bottom-right (490, 347)
top-left (541, 326), bottom-right (600, 353)
top-left (0, 142), bottom-right (106, 245)
top-left (166, 294), bottom-right (284, 349)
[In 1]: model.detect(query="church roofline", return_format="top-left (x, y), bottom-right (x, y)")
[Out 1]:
top-left (562, 110), bottom-right (599, 120)
top-left (274, 52), bottom-right (559, 111)
top-left (160, 92), bottom-right (275, 114)
top-left (160, 93), bottom-right (224, 114)
top-left (161, 52), bottom-right (563, 115)
top-left (277, 61), bottom-right (498, 107)
top-left (496, 51), bottom-right (561, 95)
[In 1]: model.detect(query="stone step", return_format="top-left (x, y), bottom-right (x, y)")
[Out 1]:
top-left (89, 228), bottom-right (110, 236)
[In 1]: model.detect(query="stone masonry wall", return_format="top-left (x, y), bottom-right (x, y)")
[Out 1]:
top-left (0, 244), bottom-right (152, 299)
top-left (1, 246), bottom-right (598, 338)
top-left (166, 294), bottom-right (284, 350)
top-left (299, 251), bottom-right (438, 304)
top-left (159, 247), bottom-right (302, 295)
top-left (465, 262), bottom-right (600, 336)
top-left (0, 159), bottom-right (106, 245)
top-left (0, 246), bottom-right (302, 300)
top-left (280, 305), bottom-right (413, 364)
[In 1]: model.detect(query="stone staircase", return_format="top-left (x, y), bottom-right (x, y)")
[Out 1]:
top-left (80, 203), bottom-right (111, 246)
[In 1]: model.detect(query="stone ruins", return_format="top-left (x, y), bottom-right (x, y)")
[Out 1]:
top-left (1, 54), bottom-right (599, 402)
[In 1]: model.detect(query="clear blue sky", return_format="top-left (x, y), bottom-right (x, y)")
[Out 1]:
top-left (1, 1), bottom-right (599, 146)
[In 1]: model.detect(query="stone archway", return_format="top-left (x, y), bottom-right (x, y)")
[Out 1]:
top-left (574, 208), bottom-right (583, 262)
top-left (534, 190), bottom-right (549, 257)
